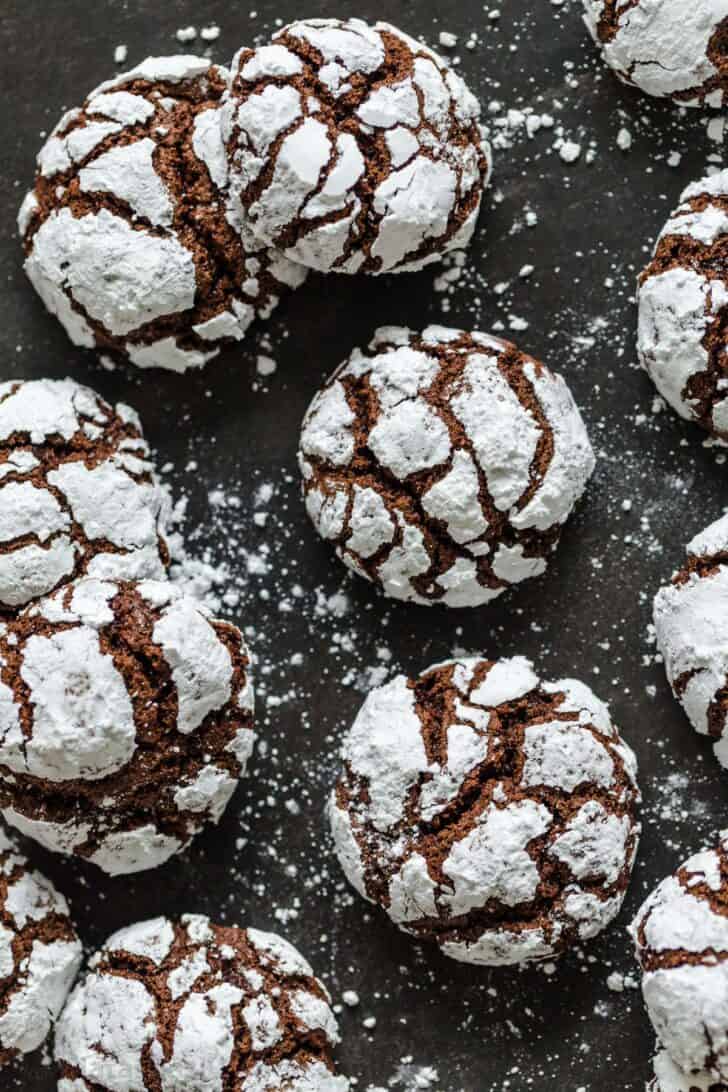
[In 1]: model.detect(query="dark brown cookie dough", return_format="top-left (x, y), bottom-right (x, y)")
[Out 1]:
top-left (223, 18), bottom-right (490, 275)
top-left (55, 915), bottom-right (349, 1091)
top-left (0, 828), bottom-right (81, 1066)
top-left (330, 656), bottom-right (640, 965)
top-left (299, 325), bottom-right (595, 608)
top-left (19, 56), bottom-right (306, 373)
top-left (0, 377), bottom-right (168, 612)
top-left (0, 577), bottom-right (255, 876)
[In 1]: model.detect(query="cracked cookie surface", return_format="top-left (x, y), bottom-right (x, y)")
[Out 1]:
top-left (631, 836), bottom-right (728, 1082)
top-left (55, 914), bottom-right (349, 1092)
top-left (583, 0), bottom-right (728, 107)
top-left (19, 56), bottom-right (306, 373)
top-left (0, 378), bottom-right (168, 612)
top-left (299, 325), bottom-right (595, 608)
top-left (653, 512), bottom-right (728, 767)
top-left (0, 827), bottom-right (81, 1067)
top-left (330, 656), bottom-right (640, 966)
top-left (0, 577), bottom-right (255, 876)
top-left (223, 18), bottom-right (490, 275)
top-left (638, 170), bottom-right (728, 440)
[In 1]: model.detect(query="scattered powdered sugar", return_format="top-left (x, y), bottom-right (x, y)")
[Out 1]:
top-left (9, 4), bottom-right (728, 1090)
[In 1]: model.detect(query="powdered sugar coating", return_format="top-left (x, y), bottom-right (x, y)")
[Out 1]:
top-left (55, 916), bottom-right (347, 1091)
top-left (631, 836), bottom-right (728, 1081)
top-left (223, 18), bottom-right (490, 275)
top-left (299, 326), bottom-right (595, 608)
top-left (653, 512), bottom-right (728, 767)
top-left (0, 577), bottom-right (255, 875)
top-left (20, 57), bottom-right (305, 372)
top-left (638, 170), bottom-right (728, 439)
top-left (330, 656), bottom-right (640, 965)
top-left (0, 828), bottom-right (82, 1065)
top-left (648, 1048), bottom-right (725, 1092)
top-left (0, 378), bottom-right (168, 611)
top-left (584, 0), bottom-right (728, 107)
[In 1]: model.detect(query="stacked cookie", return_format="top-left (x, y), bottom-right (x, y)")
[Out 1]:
top-left (0, 377), bottom-right (255, 876)
top-left (20, 20), bottom-right (491, 372)
top-left (0, 376), bottom-right (277, 1082)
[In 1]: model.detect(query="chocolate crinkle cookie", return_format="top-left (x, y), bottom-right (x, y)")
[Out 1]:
top-left (299, 326), bottom-right (595, 608)
top-left (19, 56), bottom-right (306, 373)
top-left (55, 915), bottom-right (349, 1092)
top-left (649, 1048), bottom-right (727, 1092)
top-left (329, 656), bottom-right (640, 966)
top-left (630, 835), bottom-right (728, 1083)
top-left (583, 0), bottom-right (728, 107)
top-left (653, 512), bottom-right (728, 767)
top-left (0, 827), bottom-right (81, 1066)
top-left (638, 169), bottom-right (728, 441)
top-left (0, 577), bottom-right (255, 876)
top-left (222, 18), bottom-right (490, 275)
top-left (0, 377), bottom-right (168, 612)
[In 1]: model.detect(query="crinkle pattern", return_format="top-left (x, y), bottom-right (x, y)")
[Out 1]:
top-left (0, 577), bottom-right (255, 875)
top-left (223, 18), bottom-right (490, 275)
top-left (20, 56), bottom-right (306, 372)
top-left (0, 827), bottom-right (81, 1066)
top-left (631, 836), bottom-right (728, 1081)
top-left (584, 0), bottom-right (728, 107)
top-left (653, 512), bottom-right (728, 767)
top-left (55, 915), bottom-right (348, 1091)
top-left (638, 170), bottom-right (728, 440)
top-left (0, 377), bottom-right (168, 612)
top-left (299, 325), bottom-right (595, 608)
top-left (330, 656), bottom-right (640, 965)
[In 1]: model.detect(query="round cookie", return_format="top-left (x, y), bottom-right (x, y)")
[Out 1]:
top-left (329, 656), bottom-right (640, 966)
top-left (19, 56), bottom-right (306, 373)
top-left (55, 915), bottom-right (349, 1092)
top-left (299, 326), bottom-right (595, 608)
top-left (0, 577), bottom-right (255, 875)
top-left (649, 1049), bottom-right (726, 1092)
top-left (583, 0), bottom-right (728, 107)
top-left (0, 378), bottom-right (168, 612)
top-left (630, 835), bottom-right (728, 1082)
top-left (653, 512), bottom-right (728, 767)
top-left (638, 169), bottom-right (728, 441)
top-left (0, 827), bottom-right (82, 1066)
top-left (222, 18), bottom-right (489, 275)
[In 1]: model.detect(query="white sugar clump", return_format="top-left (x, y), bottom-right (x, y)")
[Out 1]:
top-left (330, 656), bottom-right (640, 965)
top-left (0, 577), bottom-right (255, 875)
top-left (584, 0), bottom-right (728, 107)
top-left (299, 326), bottom-right (595, 608)
top-left (654, 512), bottom-right (728, 767)
top-left (0, 829), bottom-right (82, 1066)
top-left (223, 18), bottom-right (490, 275)
top-left (631, 836), bottom-right (728, 1081)
top-left (0, 377), bottom-right (168, 611)
top-left (55, 917), bottom-right (348, 1090)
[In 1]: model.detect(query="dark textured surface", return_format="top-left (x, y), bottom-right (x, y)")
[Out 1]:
top-left (1, 1), bottom-right (726, 1089)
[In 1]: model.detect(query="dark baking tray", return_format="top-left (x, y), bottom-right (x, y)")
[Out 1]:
top-left (2, 1), bottom-right (725, 1089)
